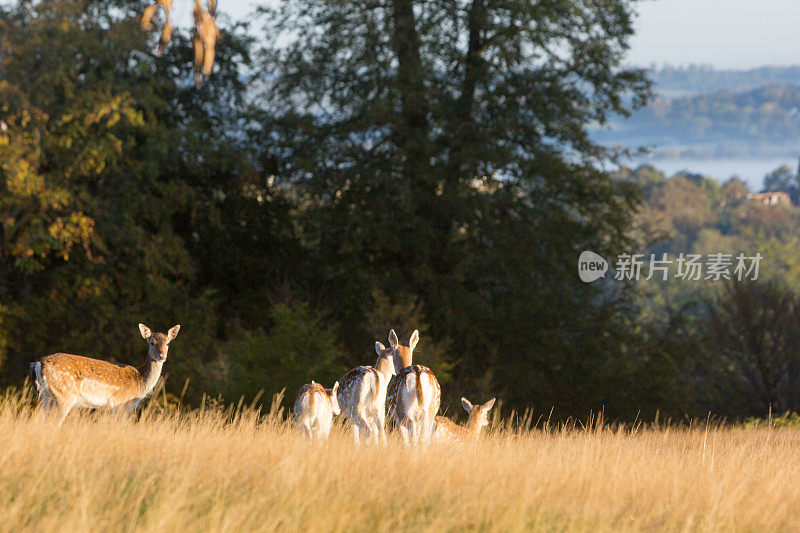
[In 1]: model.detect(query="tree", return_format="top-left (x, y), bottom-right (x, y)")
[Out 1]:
top-left (0, 0), bottom-right (273, 399)
top-left (254, 0), bottom-right (653, 416)
top-left (694, 282), bottom-right (800, 417)
top-left (762, 164), bottom-right (799, 204)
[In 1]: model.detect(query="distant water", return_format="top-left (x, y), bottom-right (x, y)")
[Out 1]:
top-left (625, 157), bottom-right (797, 191)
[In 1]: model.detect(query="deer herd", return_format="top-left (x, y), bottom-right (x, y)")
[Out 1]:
top-left (29, 323), bottom-right (496, 444)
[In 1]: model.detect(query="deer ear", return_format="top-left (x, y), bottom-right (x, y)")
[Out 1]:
top-left (388, 329), bottom-right (399, 348)
top-left (409, 329), bottom-right (420, 351)
top-left (139, 324), bottom-right (152, 339)
top-left (167, 324), bottom-right (181, 341)
top-left (462, 397), bottom-right (473, 413)
top-left (375, 341), bottom-right (386, 355)
top-left (483, 398), bottom-right (496, 411)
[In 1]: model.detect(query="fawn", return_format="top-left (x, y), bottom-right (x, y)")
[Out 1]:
top-left (293, 381), bottom-right (340, 440)
top-left (432, 397), bottom-right (496, 442)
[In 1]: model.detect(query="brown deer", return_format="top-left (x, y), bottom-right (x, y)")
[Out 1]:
top-left (432, 397), bottom-right (496, 442)
top-left (336, 342), bottom-right (396, 444)
top-left (293, 380), bottom-right (340, 441)
top-left (192, 0), bottom-right (220, 87)
top-left (140, 0), bottom-right (174, 56)
top-left (386, 329), bottom-right (441, 445)
top-left (30, 324), bottom-right (180, 425)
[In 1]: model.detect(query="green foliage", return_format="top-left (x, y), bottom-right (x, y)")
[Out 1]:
top-left (364, 289), bottom-right (454, 396)
top-left (8, 0), bottom-right (776, 422)
top-left (205, 303), bottom-right (346, 404)
top-left (743, 411), bottom-right (800, 429)
top-left (763, 164), bottom-right (800, 203)
top-left (254, 0), bottom-right (656, 418)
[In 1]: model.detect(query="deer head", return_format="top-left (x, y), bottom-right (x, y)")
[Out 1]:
top-left (388, 328), bottom-right (419, 374)
top-left (462, 397), bottom-right (496, 432)
top-left (374, 341), bottom-right (398, 378)
top-left (139, 324), bottom-right (181, 363)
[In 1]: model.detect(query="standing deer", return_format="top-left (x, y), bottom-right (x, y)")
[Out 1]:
top-left (336, 342), bottom-right (396, 444)
top-left (432, 397), bottom-right (496, 442)
top-left (192, 0), bottom-right (220, 87)
top-left (386, 329), bottom-right (441, 445)
top-left (293, 381), bottom-right (340, 441)
top-left (140, 0), bottom-right (174, 56)
top-left (30, 323), bottom-right (180, 425)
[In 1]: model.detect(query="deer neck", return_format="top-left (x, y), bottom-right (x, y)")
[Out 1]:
top-left (465, 414), bottom-right (483, 437)
top-left (138, 357), bottom-right (164, 397)
top-left (392, 347), bottom-right (412, 374)
top-left (374, 355), bottom-right (395, 382)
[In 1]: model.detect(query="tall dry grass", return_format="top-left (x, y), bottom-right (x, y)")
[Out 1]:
top-left (0, 388), bottom-right (797, 532)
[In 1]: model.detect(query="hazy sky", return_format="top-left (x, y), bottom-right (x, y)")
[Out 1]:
top-left (181, 0), bottom-right (800, 70)
top-left (628, 0), bottom-right (800, 69)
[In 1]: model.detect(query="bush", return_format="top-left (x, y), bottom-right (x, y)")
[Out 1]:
top-left (204, 302), bottom-right (346, 406)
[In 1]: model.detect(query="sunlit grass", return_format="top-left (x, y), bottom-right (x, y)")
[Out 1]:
top-left (0, 388), bottom-right (797, 532)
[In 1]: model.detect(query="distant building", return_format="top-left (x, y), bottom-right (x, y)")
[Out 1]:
top-left (747, 191), bottom-right (793, 206)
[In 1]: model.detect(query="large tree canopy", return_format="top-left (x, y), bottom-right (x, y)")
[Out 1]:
top-left (254, 0), bottom-right (653, 415)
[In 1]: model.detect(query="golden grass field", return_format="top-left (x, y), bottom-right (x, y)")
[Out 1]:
top-left (1, 389), bottom-right (798, 532)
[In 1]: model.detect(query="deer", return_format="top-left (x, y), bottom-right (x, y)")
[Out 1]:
top-left (140, 0), bottom-right (174, 56)
top-left (432, 397), bottom-right (496, 442)
top-left (336, 342), bottom-right (396, 444)
top-left (192, 0), bottom-right (220, 87)
top-left (30, 323), bottom-right (180, 425)
top-left (386, 329), bottom-right (441, 445)
top-left (293, 380), bottom-right (340, 441)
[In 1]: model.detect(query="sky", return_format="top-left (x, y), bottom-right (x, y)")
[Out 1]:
top-left (627, 0), bottom-right (800, 69)
top-left (196, 0), bottom-right (800, 70)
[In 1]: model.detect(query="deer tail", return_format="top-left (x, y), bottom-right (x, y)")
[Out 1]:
top-left (29, 362), bottom-right (45, 395)
top-left (414, 367), bottom-right (423, 406)
top-left (370, 368), bottom-right (381, 406)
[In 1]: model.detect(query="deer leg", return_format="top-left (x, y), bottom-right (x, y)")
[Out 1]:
top-left (375, 408), bottom-right (387, 446)
top-left (56, 397), bottom-right (76, 427)
top-left (366, 418), bottom-right (380, 445)
top-left (319, 417), bottom-right (332, 440)
top-left (297, 417), bottom-right (312, 440)
top-left (354, 409), bottom-right (371, 444)
top-left (35, 391), bottom-right (56, 423)
top-left (399, 419), bottom-right (412, 446)
top-left (350, 421), bottom-right (360, 443)
top-left (410, 417), bottom-right (421, 445)
top-left (421, 407), bottom-right (434, 444)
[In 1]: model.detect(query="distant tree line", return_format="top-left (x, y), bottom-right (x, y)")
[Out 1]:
top-left (598, 85), bottom-right (800, 148)
top-left (651, 64), bottom-right (800, 95)
top-left (616, 164), bottom-right (800, 418)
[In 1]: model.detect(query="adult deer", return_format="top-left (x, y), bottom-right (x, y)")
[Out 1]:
top-left (432, 397), bottom-right (496, 442)
top-left (293, 380), bottom-right (340, 441)
top-left (192, 0), bottom-right (220, 87)
top-left (30, 323), bottom-right (180, 425)
top-left (386, 329), bottom-right (441, 445)
top-left (336, 342), bottom-right (395, 444)
top-left (140, 0), bottom-right (174, 56)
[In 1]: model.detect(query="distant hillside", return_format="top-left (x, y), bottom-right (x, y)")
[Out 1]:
top-left (595, 83), bottom-right (800, 157)
top-left (652, 65), bottom-right (800, 96)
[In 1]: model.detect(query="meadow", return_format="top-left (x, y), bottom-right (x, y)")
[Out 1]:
top-left (0, 389), bottom-right (797, 532)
